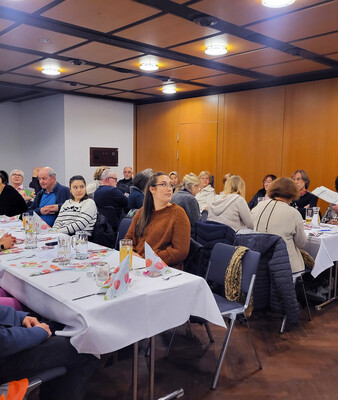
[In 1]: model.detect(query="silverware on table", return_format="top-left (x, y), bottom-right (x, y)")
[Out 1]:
top-left (9, 253), bottom-right (36, 261)
top-left (48, 277), bottom-right (81, 288)
top-left (72, 292), bottom-right (104, 301)
top-left (162, 273), bottom-right (182, 280)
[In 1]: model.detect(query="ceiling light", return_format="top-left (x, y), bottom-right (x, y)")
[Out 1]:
top-left (39, 38), bottom-right (50, 43)
top-left (42, 65), bottom-right (60, 76)
top-left (262, 0), bottom-right (295, 8)
top-left (162, 85), bottom-right (176, 94)
top-left (140, 62), bottom-right (158, 72)
top-left (205, 45), bottom-right (227, 56)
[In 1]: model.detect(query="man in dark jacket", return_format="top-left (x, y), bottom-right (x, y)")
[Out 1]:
top-left (117, 166), bottom-right (133, 194)
top-left (0, 305), bottom-right (98, 400)
top-left (29, 167), bottom-right (70, 226)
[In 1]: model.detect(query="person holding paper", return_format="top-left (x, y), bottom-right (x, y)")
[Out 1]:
top-left (125, 172), bottom-right (190, 269)
top-left (322, 177), bottom-right (338, 225)
top-left (291, 169), bottom-right (318, 219)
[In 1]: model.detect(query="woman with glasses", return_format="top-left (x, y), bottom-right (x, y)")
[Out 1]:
top-left (0, 170), bottom-right (27, 217)
top-left (53, 175), bottom-right (97, 236)
top-left (125, 172), bottom-right (190, 269)
top-left (9, 169), bottom-right (35, 204)
top-left (195, 170), bottom-right (215, 212)
top-left (248, 174), bottom-right (277, 210)
top-left (291, 169), bottom-right (318, 219)
top-left (207, 175), bottom-right (253, 232)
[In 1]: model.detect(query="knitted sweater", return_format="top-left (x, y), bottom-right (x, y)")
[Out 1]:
top-left (53, 198), bottom-right (97, 236)
top-left (125, 203), bottom-right (190, 269)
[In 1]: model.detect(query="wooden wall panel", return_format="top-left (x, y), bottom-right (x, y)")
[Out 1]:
top-left (222, 86), bottom-right (285, 201)
top-left (282, 78), bottom-right (338, 211)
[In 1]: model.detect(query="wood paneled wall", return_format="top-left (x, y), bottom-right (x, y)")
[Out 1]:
top-left (136, 77), bottom-right (338, 209)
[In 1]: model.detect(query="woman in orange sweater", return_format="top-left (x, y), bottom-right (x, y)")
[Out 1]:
top-left (125, 172), bottom-right (190, 269)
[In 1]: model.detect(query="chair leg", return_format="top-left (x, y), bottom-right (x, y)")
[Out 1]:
top-left (299, 278), bottom-right (312, 321)
top-left (165, 327), bottom-right (177, 359)
top-left (246, 318), bottom-right (262, 370)
top-left (280, 315), bottom-right (287, 333)
top-left (210, 317), bottom-right (235, 390)
top-left (204, 321), bottom-right (214, 343)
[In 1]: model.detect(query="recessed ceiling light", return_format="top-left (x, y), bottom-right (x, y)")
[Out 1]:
top-left (140, 62), bottom-right (158, 72)
top-left (205, 45), bottom-right (227, 56)
top-left (262, 0), bottom-right (295, 8)
top-left (39, 38), bottom-right (50, 43)
top-left (42, 65), bottom-right (60, 76)
top-left (162, 85), bottom-right (176, 94)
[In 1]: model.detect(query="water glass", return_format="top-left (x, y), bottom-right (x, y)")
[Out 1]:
top-left (95, 262), bottom-right (110, 287)
top-left (72, 231), bottom-right (88, 260)
top-left (119, 239), bottom-right (133, 270)
top-left (58, 235), bottom-right (72, 266)
top-left (25, 216), bottom-right (37, 249)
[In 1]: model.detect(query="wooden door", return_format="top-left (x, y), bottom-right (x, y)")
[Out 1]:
top-left (177, 121), bottom-right (218, 180)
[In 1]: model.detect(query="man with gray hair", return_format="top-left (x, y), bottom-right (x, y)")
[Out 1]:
top-left (94, 168), bottom-right (127, 220)
top-left (29, 167), bottom-right (70, 226)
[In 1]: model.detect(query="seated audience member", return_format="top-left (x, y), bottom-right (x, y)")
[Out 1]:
top-left (127, 172), bottom-right (149, 212)
top-left (171, 173), bottom-right (201, 228)
top-left (0, 233), bottom-right (16, 251)
top-left (0, 170), bottom-right (27, 217)
top-left (0, 305), bottom-right (98, 400)
top-left (195, 170), bottom-right (215, 212)
top-left (29, 167), bottom-right (70, 226)
top-left (208, 175), bottom-right (254, 232)
top-left (29, 166), bottom-right (42, 194)
top-left (94, 168), bottom-right (128, 219)
top-left (86, 166), bottom-right (108, 198)
top-left (117, 166), bottom-right (133, 194)
top-left (291, 169), bottom-right (318, 219)
top-left (125, 172), bottom-right (190, 269)
top-left (322, 176), bottom-right (338, 225)
top-left (169, 171), bottom-right (180, 193)
top-left (53, 175), bottom-right (97, 236)
top-left (9, 169), bottom-right (35, 204)
top-left (252, 177), bottom-right (307, 273)
top-left (248, 174), bottom-right (277, 209)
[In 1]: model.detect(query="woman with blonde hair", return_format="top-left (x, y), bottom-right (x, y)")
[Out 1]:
top-left (207, 175), bottom-right (253, 231)
top-left (171, 173), bottom-right (201, 228)
top-left (195, 170), bottom-right (215, 212)
top-left (86, 166), bottom-right (108, 198)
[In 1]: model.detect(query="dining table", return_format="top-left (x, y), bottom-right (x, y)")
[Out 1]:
top-left (0, 217), bottom-right (226, 399)
top-left (303, 223), bottom-right (338, 310)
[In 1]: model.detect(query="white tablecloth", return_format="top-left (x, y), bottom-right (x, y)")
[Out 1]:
top-left (0, 227), bottom-right (225, 355)
top-left (304, 225), bottom-right (338, 278)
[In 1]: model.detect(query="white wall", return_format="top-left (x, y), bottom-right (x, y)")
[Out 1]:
top-left (19, 95), bottom-right (66, 184)
top-left (64, 95), bottom-right (134, 184)
top-left (0, 102), bottom-right (21, 177)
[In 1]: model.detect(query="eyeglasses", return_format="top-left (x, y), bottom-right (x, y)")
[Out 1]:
top-left (108, 177), bottom-right (117, 181)
top-left (293, 177), bottom-right (304, 182)
top-left (12, 174), bottom-right (22, 177)
top-left (153, 182), bottom-right (175, 189)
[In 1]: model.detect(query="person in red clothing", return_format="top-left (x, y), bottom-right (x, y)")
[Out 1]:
top-left (125, 172), bottom-right (190, 269)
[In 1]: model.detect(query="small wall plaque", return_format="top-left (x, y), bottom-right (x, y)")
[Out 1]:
top-left (90, 147), bottom-right (118, 167)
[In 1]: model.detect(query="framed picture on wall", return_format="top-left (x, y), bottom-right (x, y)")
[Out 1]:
top-left (90, 147), bottom-right (118, 167)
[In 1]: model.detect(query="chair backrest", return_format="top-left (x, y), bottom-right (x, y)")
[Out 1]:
top-left (206, 243), bottom-right (260, 295)
top-left (115, 217), bottom-right (133, 250)
top-left (90, 213), bottom-right (116, 248)
top-left (98, 206), bottom-right (119, 231)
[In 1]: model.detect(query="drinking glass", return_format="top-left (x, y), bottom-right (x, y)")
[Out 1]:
top-left (305, 208), bottom-right (313, 225)
top-left (95, 262), bottom-right (110, 287)
top-left (119, 239), bottom-right (133, 270)
top-left (58, 235), bottom-right (72, 266)
top-left (311, 207), bottom-right (320, 229)
top-left (25, 216), bottom-right (37, 249)
top-left (22, 212), bottom-right (30, 229)
top-left (72, 231), bottom-right (88, 260)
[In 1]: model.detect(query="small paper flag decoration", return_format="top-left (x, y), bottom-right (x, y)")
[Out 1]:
top-left (33, 211), bottom-right (50, 233)
top-left (143, 242), bottom-right (171, 277)
top-left (104, 255), bottom-right (130, 300)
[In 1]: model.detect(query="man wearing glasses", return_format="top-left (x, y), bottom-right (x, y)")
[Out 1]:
top-left (94, 168), bottom-right (127, 220)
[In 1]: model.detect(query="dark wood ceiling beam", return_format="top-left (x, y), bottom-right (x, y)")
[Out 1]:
top-left (0, 6), bottom-right (272, 80)
top-left (134, 0), bottom-right (338, 68)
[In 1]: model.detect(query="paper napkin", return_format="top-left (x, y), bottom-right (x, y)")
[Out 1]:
top-left (104, 255), bottom-right (130, 300)
top-left (143, 242), bottom-right (171, 277)
top-left (33, 211), bottom-right (50, 233)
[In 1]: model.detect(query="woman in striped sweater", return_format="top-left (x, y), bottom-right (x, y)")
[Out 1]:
top-left (53, 175), bottom-right (97, 236)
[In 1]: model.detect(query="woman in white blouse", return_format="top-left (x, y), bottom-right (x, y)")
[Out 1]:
top-left (53, 175), bottom-right (97, 236)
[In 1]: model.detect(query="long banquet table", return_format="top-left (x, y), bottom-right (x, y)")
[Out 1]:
top-left (0, 220), bottom-right (225, 398)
